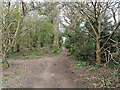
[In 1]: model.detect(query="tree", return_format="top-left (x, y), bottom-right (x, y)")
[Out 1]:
top-left (29, 2), bottom-right (61, 49)
top-left (81, 2), bottom-right (120, 64)
top-left (0, 1), bottom-right (31, 67)
top-left (62, 2), bottom-right (120, 65)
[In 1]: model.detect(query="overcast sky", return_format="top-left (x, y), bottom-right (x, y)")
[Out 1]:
top-left (8, 0), bottom-right (118, 3)
top-left (1, 0), bottom-right (119, 23)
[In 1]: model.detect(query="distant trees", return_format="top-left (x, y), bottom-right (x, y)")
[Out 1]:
top-left (20, 20), bottom-right (54, 50)
top-left (21, 2), bottom-right (61, 49)
top-left (37, 2), bottom-right (61, 49)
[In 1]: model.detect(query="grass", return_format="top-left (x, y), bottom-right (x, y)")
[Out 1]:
top-left (0, 61), bottom-right (19, 69)
top-left (48, 48), bottom-right (62, 57)
top-left (1, 48), bottom-right (62, 69)
top-left (25, 48), bottom-right (62, 59)
top-left (4, 74), bottom-right (9, 76)
top-left (1, 64), bottom-right (8, 69)
top-left (8, 48), bottom-right (62, 60)
top-left (25, 54), bottom-right (42, 59)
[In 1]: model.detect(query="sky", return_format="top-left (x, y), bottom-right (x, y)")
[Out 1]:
top-left (6, 0), bottom-right (118, 3)
top-left (1, 0), bottom-right (119, 28)
top-left (9, 0), bottom-right (119, 22)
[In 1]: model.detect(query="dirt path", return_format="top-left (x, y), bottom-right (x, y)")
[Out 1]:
top-left (2, 49), bottom-right (80, 88)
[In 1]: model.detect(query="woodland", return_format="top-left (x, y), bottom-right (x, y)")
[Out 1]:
top-left (0, 0), bottom-right (120, 88)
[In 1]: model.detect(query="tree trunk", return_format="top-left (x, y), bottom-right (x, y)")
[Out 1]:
top-left (2, 37), bottom-right (10, 67)
top-left (16, 43), bottom-right (20, 52)
top-left (11, 47), bottom-right (14, 53)
top-left (54, 26), bottom-right (59, 49)
top-left (96, 5), bottom-right (101, 65)
top-left (2, 52), bottom-right (10, 67)
top-left (96, 37), bottom-right (101, 65)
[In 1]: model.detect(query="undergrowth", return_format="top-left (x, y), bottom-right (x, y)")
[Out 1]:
top-left (8, 48), bottom-right (62, 60)
top-left (68, 54), bottom-right (119, 88)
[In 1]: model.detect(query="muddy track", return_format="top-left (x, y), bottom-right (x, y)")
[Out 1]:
top-left (2, 49), bottom-right (80, 88)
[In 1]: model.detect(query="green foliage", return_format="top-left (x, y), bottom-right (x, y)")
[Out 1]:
top-left (26, 54), bottom-right (42, 59)
top-left (1, 64), bottom-right (8, 69)
top-left (8, 17), bottom-right (57, 55)
top-left (4, 74), bottom-right (9, 77)
top-left (81, 75), bottom-right (86, 77)
top-left (65, 13), bottom-right (119, 66)
top-left (19, 20), bottom-right (54, 51)
top-left (108, 60), bottom-right (119, 68)
top-left (83, 78), bottom-right (90, 81)
top-left (89, 67), bottom-right (98, 71)
top-left (8, 8), bottom-right (22, 32)
top-left (76, 60), bottom-right (95, 68)
top-left (48, 48), bottom-right (62, 57)
top-left (0, 61), bottom-right (5, 64)
top-left (77, 61), bottom-right (87, 67)
top-left (65, 28), bottom-right (95, 62)
top-left (8, 47), bottom-right (62, 60)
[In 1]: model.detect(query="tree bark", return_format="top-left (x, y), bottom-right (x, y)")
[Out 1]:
top-left (16, 43), bottom-right (20, 52)
top-left (96, 37), bottom-right (101, 65)
top-left (2, 52), bottom-right (9, 67)
top-left (96, 4), bottom-right (101, 65)
top-left (54, 26), bottom-right (59, 49)
top-left (11, 47), bottom-right (13, 53)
